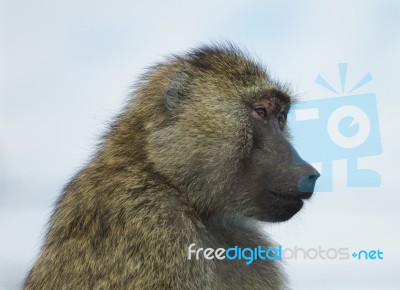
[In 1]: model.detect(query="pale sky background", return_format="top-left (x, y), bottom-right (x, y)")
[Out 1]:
top-left (1, 1), bottom-right (400, 289)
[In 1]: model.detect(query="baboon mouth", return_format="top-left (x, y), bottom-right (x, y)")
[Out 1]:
top-left (269, 191), bottom-right (312, 201)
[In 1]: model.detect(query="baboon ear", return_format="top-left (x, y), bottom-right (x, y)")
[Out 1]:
top-left (164, 70), bottom-right (190, 110)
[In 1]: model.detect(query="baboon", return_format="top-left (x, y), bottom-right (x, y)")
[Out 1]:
top-left (24, 44), bottom-right (319, 290)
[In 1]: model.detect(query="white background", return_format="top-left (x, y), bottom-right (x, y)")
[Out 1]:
top-left (1, 1), bottom-right (399, 289)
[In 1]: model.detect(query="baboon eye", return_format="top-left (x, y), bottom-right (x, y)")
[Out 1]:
top-left (255, 108), bottom-right (267, 118)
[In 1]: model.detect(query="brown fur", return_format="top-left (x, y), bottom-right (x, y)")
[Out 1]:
top-left (24, 44), bottom-right (318, 289)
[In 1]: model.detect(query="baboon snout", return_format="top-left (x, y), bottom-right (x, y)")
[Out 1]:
top-left (298, 169), bottom-right (320, 193)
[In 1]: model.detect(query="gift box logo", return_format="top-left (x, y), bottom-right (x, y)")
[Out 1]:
top-left (288, 63), bottom-right (382, 192)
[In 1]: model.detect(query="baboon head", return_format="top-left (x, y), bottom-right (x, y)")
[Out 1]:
top-left (127, 44), bottom-right (319, 223)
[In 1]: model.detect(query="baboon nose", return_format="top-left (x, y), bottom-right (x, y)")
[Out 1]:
top-left (309, 172), bottom-right (320, 182)
top-left (298, 172), bottom-right (320, 194)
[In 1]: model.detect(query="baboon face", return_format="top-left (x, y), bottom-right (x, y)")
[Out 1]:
top-left (145, 46), bottom-right (319, 223)
top-left (237, 90), bottom-right (320, 222)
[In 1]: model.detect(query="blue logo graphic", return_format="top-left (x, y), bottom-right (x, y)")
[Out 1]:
top-left (289, 63), bottom-right (382, 191)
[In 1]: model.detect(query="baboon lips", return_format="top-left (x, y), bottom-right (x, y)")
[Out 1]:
top-left (270, 191), bottom-right (313, 201)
